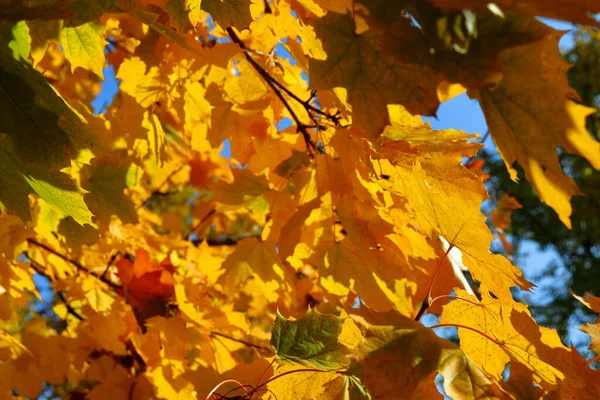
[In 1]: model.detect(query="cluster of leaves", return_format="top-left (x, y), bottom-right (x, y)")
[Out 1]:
top-left (481, 26), bottom-right (600, 337)
top-left (0, 0), bottom-right (600, 398)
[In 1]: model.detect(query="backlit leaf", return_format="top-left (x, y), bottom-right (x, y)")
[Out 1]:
top-left (59, 20), bottom-right (106, 78)
top-left (471, 26), bottom-right (600, 227)
top-left (348, 307), bottom-right (507, 399)
top-left (271, 308), bottom-right (361, 369)
top-left (202, 0), bottom-right (252, 30)
top-left (310, 12), bottom-right (442, 133)
top-left (440, 288), bottom-right (577, 391)
top-left (80, 155), bottom-right (141, 225)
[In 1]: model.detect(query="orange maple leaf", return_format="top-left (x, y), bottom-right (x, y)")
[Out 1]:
top-left (116, 249), bottom-right (175, 317)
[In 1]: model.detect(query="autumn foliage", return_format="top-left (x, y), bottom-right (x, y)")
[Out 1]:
top-left (1, 0), bottom-right (600, 399)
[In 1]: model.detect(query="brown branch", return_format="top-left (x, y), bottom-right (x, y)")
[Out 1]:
top-left (226, 27), bottom-right (323, 156)
top-left (192, 232), bottom-right (262, 247)
top-left (26, 239), bottom-right (122, 291)
top-left (100, 250), bottom-right (120, 280)
top-left (136, 165), bottom-right (185, 210)
top-left (183, 208), bottom-right (217, 241)
top-left (56, 291), bottom-right (85, 321)
top-left (414, 244), bottom-right (454, 321)
top-left (25, 257), bottom-right (85, 321)
top-left (24, 254), bottom-right (52, 280)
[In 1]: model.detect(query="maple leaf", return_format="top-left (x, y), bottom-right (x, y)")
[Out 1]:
top-left (439, 288), bottom-right (587, 393)
top-left (271, 308), bottom-right (361, 369)
top-left (574, 292), bottom-right (600, 357)
top-left (59, 19), bottom-right (106, 78)
top-left (309, 12), bottom-right (442, 133)
top-left (0, 34), bottom-right (95, 224)
top-left (217, 237), bottom-right (286, 303)
top-left (348, 306), bottom-right (508, 399)
top-left (266, 363), bottom-right (349, 400)
top-left (471, 24), bottom-right (600, 228)
top-left (319, 240), bottom-right (396, 311)
top-left (80, 154), bottom-right (142, 225)
top-left (378, 144), bottom-right (530, 300)
top-left (165, 0), bottom-right (198, 32)
top-left (202, 0), bottom-right (252, 30)
top-left (116, 249), bottom-right (175, 318)
top-left (3, 2), bottom-right (600, 399)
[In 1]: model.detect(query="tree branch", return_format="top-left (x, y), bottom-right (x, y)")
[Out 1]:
top-left (137, 165), bottom-right (185, 210)
top-left (25, 257), bottom-right (86, 321)
top-left (183, 208), bottom-right (217, 241)
top-left (56, 291), bottom-right (85, 321)
top-left (414, 244), bottom-right (454, 321)
top-left (100, 250), bottom-right (120, 280)
top-left (226, 27), bottom-right (341, 157)
top-left (26, 239), bottom-right (122, 291)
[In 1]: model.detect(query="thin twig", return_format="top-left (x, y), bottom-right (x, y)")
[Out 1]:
top-left (194, 232), bottom-right (262, 247)
top-left (56, 291), bottom-right (85, 321)
top-left (588, 354), bottom-right (600, 365)
top-left (430, 323), bottom-right (502, 346)
top-left (26, 239), bottom-right (122, 290)
top-left (25, 257), bottom-right (86, 321)
top-left (136, 165), bottom-right (185, 210)
top-left (414, 244), bottom-right (454, 321)
top-left (100, 250), bottom-right (120, 280)
top-left (205, 379), bottom-right (250, 400)
top-left (226, 27), bottom-right (327, 156)
top-left (183, 208), bottom-right (217, 241)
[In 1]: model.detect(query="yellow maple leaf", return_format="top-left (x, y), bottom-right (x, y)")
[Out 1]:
top-left (217, 238), bottom-right (285, 302)
top-left (471, 25), bottom-right (600, 228)
top-left (59, 20), bottom-right (106, 78)
top-left (349, 306), bottom-right (508, 399)
top-left (440, 288), bottom-right (572, 389)
top-left (574, 292), bottom-right (600, 356)
top-left (266, 363), bottom-right (347, 400)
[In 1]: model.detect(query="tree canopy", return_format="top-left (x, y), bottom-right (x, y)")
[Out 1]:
top-left (1, 1), bottom-right (600, 399)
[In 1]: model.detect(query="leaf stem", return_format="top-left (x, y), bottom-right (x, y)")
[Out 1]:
top-left (205, 379), bottom-right (250, 400)
top-left (414, 243), bottom-right (454, 321)
top-left (183, 208), bottom-right (217, 241)
top-left (209, 331), bottom-right (270, 352)
top-left (250, 368), bottom-right (346, 394)
top-left (429, 294), bottom-right (481, 308)
top-left (429, 323), bottom-right (502, 346)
